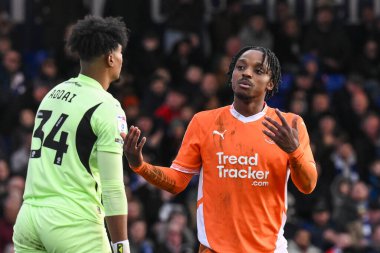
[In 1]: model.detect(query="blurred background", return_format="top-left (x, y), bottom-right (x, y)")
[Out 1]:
top-left (1, 0), bottom-right (380, 252)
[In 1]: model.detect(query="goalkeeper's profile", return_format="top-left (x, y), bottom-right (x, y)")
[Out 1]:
top-left (13, 16), bottom-right (130, 253)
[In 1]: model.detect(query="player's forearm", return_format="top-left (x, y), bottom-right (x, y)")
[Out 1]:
top-left (132, 162), bottom-right (192, 194)
top-left (289, 147), bottom-right (317, 194)
top-left (105, 215), bottom-right (128, 242)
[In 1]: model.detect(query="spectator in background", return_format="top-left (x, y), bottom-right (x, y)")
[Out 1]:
top-left (325, 229), bottom-right (356, 253)
top-left (0, 36), bottom-right (12, 61)
top-left (239, 13), bottom-right (273, 50)
top-left (0, 50), bottom-right (27, 135)
top-left (354, 39), bottom-right (380, 81)
top-left (134, 114), bottom-right (164, 164)
top-left (368, 160), bottom-right (380, 202)
top-left (367, 201), bottom-right (380, 228)
top-left (349, 91), bottom-right (372, 137)
top-left (0, 159), bottom-right (10, 202)
top-left (331, 140), bottom-right (360, 182)
top-left (161, 0), bottom-right (205, 56)
top-left (140, 75), bottom-right (169, 115)
top-left (129, 219), bottom-right (154, 253)
top-left (9, 131), bottom-right (30, 177)
top-left (274, 16), bottom-right (302, 73)
top-left (127, 198), bottom-right (145, 225)
top-left (32, 57), bottom-right (62, 89)
top-left (303, 5), bottom-right (351, 73)
top-left (303, 201), bottom-right (336, 251)
top-left (190, 72), bottom-right (221, 111)
top-left (330, 176), bottom-right (353, 223)
top-left (368, 224), bottom-right (380, 253)
top-left (163, 119), bottom-right (187, 164)
top-left (208, 0), bottom-right (244, 55)
top-left (129, 31), bottom-right (165, 95)
top-left (354, 113), bottom-right (380, 181)
top-left (167, 38), bottom-right (203, 85)
top-left (0, 190), bottom-right (22, 253)
top-left (287, 228), bottom-right (322, 253)
top-left (332, 75), bottom-right (365, 132)
top-left (333, 181), bottom-right (369, 242)
top-left (348, 4), bottom-right (379, 53)
top-left (181, 65), bottom-right (203, 105)
top-left (10, 108), bottom-right (34, 152)
top-left (156, 220), bottom-right (194, 253)
top-left (55, 23), bottom-right (79, 79)
top-left (155, 208), bottom-right (196, 250)
top-left (154, 88), bottom-right (187, 125)
top-left (123, 94), bottom-right (140, 127)
top-left (306, 91), bottom-right (332, 133)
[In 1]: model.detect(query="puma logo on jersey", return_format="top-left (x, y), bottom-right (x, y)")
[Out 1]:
top-left (213, 130), bottom-right (227, 139)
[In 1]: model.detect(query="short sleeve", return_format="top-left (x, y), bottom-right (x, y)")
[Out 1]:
top-left (92, 100), bottom-right (127, 154)
top-left (172, 115), bottom-right (202, 174)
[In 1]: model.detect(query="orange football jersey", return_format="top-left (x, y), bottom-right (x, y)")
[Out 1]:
top-left (171, 104), bottom-right (316, 253)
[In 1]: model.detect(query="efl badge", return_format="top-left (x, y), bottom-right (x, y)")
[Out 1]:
top-left (117, 115), bottom-right (127, 133)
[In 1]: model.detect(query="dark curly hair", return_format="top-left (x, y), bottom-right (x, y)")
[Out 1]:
top-left (227, 46), bottom-right (282, 100)
top-left (67, 16), bottom-right (129, 61)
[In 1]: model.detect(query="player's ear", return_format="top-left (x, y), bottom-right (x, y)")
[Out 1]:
top-left (106, 53), bottom-right (114, 67)
top-left (266, 81), bottom-right (274, 91)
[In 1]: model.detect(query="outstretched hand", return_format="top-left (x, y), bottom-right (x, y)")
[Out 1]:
top-left (262, 109), bottom-right (300, 153)
top-left (120, 126), bottom-right (146, 169)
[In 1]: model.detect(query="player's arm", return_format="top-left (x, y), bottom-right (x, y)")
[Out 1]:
top-left (287, 141), bottom-right (317, 194)
top-left (263, 109), bottom-right (317, 194)
top-left (97, 151), bottom-right (130, 252)
top-left (121, 127), bottom-right (193, 194)
top-left (128, 161), bottom-right (193, 194)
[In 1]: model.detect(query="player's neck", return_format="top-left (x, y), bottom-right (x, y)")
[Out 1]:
top-left (80, 61), bottom-right (111, 90)
top-left (233, 99), bottom-right (265, 117)
top-left (80, 69), bottom-right (110, 90)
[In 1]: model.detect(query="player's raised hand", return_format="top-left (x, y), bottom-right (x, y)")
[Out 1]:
top-left (120, 126), bottom-right (146, 169)
top-left (262, 109), bottom-right (300, 153)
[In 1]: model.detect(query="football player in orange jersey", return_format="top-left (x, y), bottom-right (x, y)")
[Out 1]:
top-left (122, 46), bottom-right (317, 253)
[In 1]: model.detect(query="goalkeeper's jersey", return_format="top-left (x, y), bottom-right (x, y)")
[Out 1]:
top-left (23, 74), bottom-right (127, 224)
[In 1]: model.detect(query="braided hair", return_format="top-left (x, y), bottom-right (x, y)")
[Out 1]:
top-left (227, 46), bottom-right (282, 100)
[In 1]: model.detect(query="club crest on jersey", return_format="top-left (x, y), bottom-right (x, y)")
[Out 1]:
top-left (117, 115), bottom-right (127, 133)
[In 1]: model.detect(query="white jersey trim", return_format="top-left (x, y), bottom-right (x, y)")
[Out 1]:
top-left (197, 168), bottom-right (211, 249)
top-left (230, 103), bottom-right (268, 123)
top-left (170, 163), bottom-right (200, 174)
top-left (274, 211), bottom-right (288, 253)
top-left (274, 168), bottom-right (291, 252)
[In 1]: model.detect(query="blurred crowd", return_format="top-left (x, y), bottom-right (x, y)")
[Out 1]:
top-left (1, 0), bottom-right (380, 252)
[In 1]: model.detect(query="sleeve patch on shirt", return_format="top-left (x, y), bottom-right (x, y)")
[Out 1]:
top-left (117, 115), bottom-right (127, 133)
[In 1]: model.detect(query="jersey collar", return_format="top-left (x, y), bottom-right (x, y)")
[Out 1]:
top-left (230, 103), bottom-right (268, 123)
top-left (77, 74), bottom-right (103, 89)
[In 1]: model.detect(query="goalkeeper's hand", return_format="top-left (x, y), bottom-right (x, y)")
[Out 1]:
top-left (111, 240), bottom-right (130, 253)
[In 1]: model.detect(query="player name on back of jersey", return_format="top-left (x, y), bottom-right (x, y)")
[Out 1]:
top-left (48, 89), bottom-right (77, 103)
top-left (216, 152), bottom-right (269, 186)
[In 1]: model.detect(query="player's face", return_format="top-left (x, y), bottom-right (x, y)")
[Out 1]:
top-left (231, 50), bottom-right (274, 101)
top-left (110, 44), bottom-right (123, 81)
